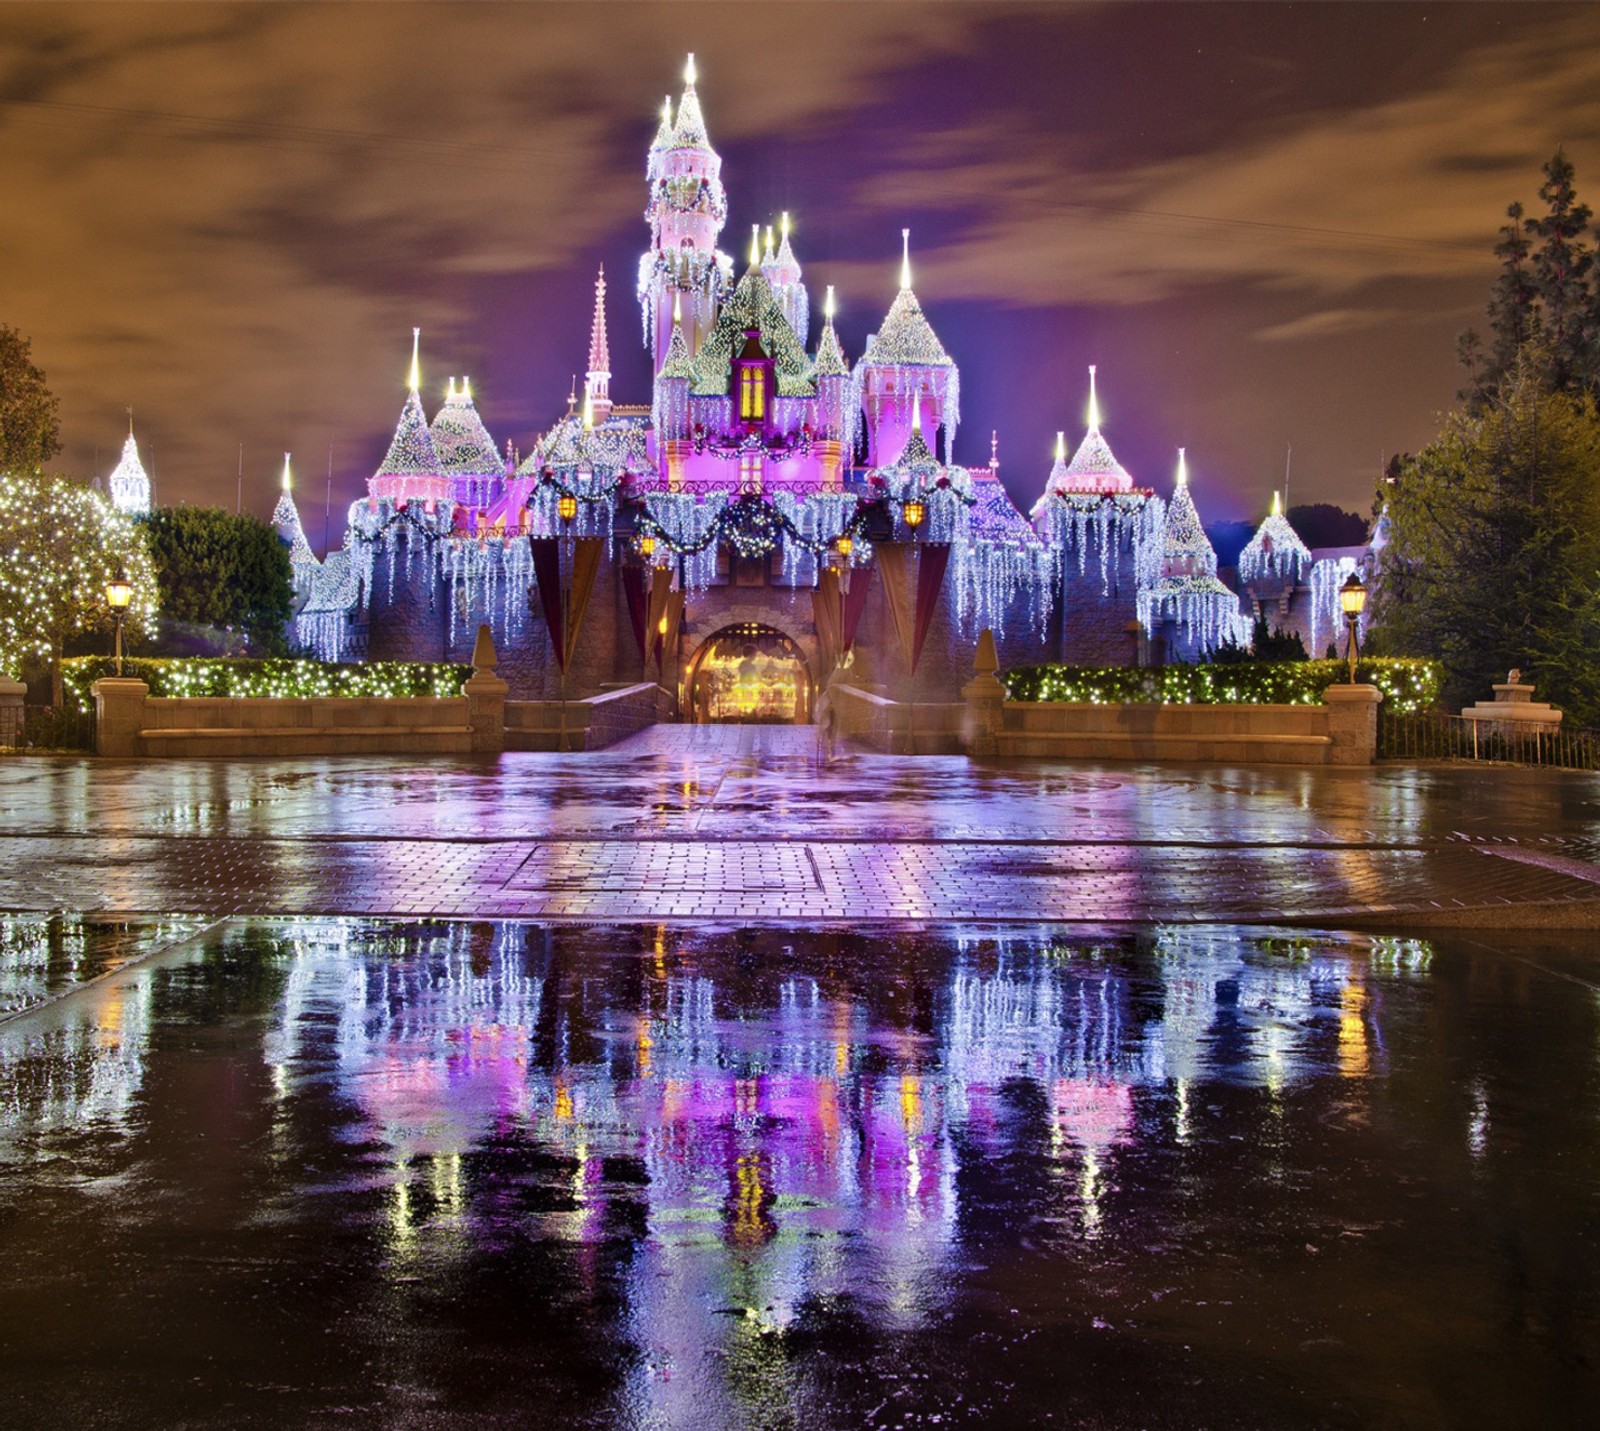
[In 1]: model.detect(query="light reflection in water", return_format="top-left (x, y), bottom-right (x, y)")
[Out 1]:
top-left (0, 917), bottom-right (1480, 1423)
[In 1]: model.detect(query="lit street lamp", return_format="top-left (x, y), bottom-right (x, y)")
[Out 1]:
top-left (105, 571), bottom-right (133, 677)
top-left (1340, 572), bottom-right (1367, 684)
top-left (902, 498), bottom-right (925, 534)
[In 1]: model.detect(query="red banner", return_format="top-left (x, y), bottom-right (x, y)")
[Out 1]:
top-left (912, 543), bottom-right (951, 671)
top-left (529, 538), bottom-right (564, 668)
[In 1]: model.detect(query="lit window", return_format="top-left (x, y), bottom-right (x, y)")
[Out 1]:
top-left (739, 366), bottom-right (765, 421)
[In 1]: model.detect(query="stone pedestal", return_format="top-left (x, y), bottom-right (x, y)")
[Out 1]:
top-left (1462, 682), bottom-right (1562, 736)
top-left (92, 678), bottom-right (149, 758)
top-left (0, 676), bottom-right (25, 748)
top-left (464, 624), bottom-right (509, 754)
top-left (962, 628), bottom-right (1006, 756)
top-left (1323, 683), bottom-right (1381, 765)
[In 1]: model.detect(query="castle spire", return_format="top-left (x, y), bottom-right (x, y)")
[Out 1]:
top-left (1176, 447), bottom-right (1189, 487)
top-left (900, 228), bottom-right (912, 291)
top-left (672, 52), bottom-right (709, 148)
top-left (1087, 364), bottom-right (1101, 432)
top-left (281, 452), bottom-right (292, 492)
top-left (407, 327), bottom-right (421, 394)
top-left (585, 266), bottom-right (612, 423)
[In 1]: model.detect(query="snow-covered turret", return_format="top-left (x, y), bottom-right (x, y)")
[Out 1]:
top-left (271, 453), bottom-right (319, 599)
top-left (1137, 450), bottom-right (1248, 656)
top-left (107, 429), bottom-right (151, 515)
top-left (1238, 491), bottom-right (1311, 585)
top-left (854, 231), bottom-right (959, 466)
top-left (640, 54), bottom-right (732, 368)
top-left (1031, 367), bottom-right (1134, 517)
top-left (765, 213), bottom-right (808, 349)
top-left (430, 377), bottom-right (504, 510)
top-left (368, 329), bottom-right (449, 508)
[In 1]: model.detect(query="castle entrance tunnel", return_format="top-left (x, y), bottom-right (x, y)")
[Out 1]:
top-left (686, 623), bottom-right (813, 724)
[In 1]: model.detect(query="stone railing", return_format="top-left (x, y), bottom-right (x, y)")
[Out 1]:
top-left (505, 683), bottom-right (674, 751)
top-left (831, 683), bottom-right (964, 754)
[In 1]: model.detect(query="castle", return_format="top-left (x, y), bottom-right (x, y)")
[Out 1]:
top-left (129, 57), bottom-right (1371, 713)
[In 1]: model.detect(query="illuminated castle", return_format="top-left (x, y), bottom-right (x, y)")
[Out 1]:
top-left (283, 57), bottom-right (1262, 709)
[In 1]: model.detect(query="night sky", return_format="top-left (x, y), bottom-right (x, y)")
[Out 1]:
top-left (5, 2), bottom-right (1598, 540)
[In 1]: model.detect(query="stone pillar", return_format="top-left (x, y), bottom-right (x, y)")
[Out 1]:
top-left (463, 624), bottom-right (508, 754)
top-left (0, 676), bottom-right (25, 748)
top-left (961, 628), bottom-right (1007, 756)
top-left (92, 678), bottom-right (149, 758)
top-left (1323, 683), bottom-right (1381, 765)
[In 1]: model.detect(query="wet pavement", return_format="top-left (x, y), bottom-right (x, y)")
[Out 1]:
top-left (4, 732), bottom-right (1600, 1426)
top-left (4, 727), bottom-right (1600, 926)
top-left (1, 917), bottom-right (1597, 1428)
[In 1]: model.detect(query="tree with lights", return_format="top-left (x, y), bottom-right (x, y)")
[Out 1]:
top-left (143, 507), bottom-right (293, 654)
top-left (1375, 353), bottom-right (1600, 722)
top-left (0, 324), bottom-right (62, 476)
top-left (0, 471), bottom-right (158, 703)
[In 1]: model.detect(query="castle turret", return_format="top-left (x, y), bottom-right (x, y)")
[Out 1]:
top-left (639, 54), bottom-right (731, 369)
top-left (766, 212), bottom-right (808, 348)
top-left (369, 328), bottom-right (449, 508)
top-left (1032, 367), bottom-right (1135, 517)
top-left (1138, 449), bottom-right (1247, 658)
top-left (854, 230), bottom-right (959, 466)
top-left (107, 425), bottom-right (151, 515)
top-left (1239, 491), bottom-right (1311, 586)
top-left (812, 286), bottom-right (850, 490)
top-left (585, 267), bottom-right (613, 425)
top-left (430, 376), bottom-right (504, 510)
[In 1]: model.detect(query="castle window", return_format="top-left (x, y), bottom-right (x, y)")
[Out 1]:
top-left (739, 365), bottom-right (765, 421)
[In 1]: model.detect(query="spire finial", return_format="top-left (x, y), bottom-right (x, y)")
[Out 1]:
top-left (672, 291), bottom-right (682, 324)
top-left (588, 264), bottom-right (611, 378)
top-left (463, 376), bottom-right (472, 402)
top-left (281, 453), bottom-right (292, 493)
top-left (126, 405), bottom-right (134, 436)
top-left (824, 285), bottom-right (835, 321)
top-left (1087, 364), bottom-right (1101, 432)
top-left (764, 225), bottom-right (775, 260)
top-left (900, 228), bottom-right (911, 290)
top-left (911, 391), bottom-right (922, 434)
top-left (749, 223), bottom-right (761, 269)
top-left (447, 376), bottom-right (457, 401)
top-left (684, 52), bottom-right (697, 88)
top-left (1055, 431), bottom-right (1065, 463)
top-left (1271, 489), bottom-right (1281, 516)
top-left (781, 211), bottom-right (790, 241)
top-left (662, 96), bottom-right (672, 126)
top-left (1176, 447), bottom-right (1189, 488)
top-left (991, 430), bottom-right (999, 469)
top-left (582, 390), bottom-right (594, 431)
top-left (407, 327), bottom-right (421, 393)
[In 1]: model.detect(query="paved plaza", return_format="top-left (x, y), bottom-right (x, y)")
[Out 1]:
top-left (4, 727), bottom-right (1600, 927)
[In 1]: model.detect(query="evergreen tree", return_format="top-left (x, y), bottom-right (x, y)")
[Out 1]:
top-left (142, 507), bottom-right (293, 654)
top-left (1460, 153), bottom-right (1598, 404)
top-left (0, 324), bottom-right (63, 476)
top-left (1374, 352), bottom-right (1600, 721)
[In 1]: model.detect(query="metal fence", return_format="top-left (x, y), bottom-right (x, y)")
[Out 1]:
top-left (0, 706), bottom-right (97, 754)
top-left (1379, 709), bottom-right (1600, 771)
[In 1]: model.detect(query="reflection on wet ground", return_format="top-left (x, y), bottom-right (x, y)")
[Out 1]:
top-left (2, 918), bottom-right (1596, 1427)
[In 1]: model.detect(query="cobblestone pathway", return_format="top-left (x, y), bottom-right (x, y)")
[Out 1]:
top-left (3, 726), bottom-right (1600, 927)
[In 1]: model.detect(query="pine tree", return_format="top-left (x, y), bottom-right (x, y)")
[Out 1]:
top-left (0, 324), bottom-right (62, 475)
top-left (1529, 151), bottom-right (1594, 392)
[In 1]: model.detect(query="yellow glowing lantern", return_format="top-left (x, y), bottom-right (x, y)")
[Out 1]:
top-left (903, 498), bottom-right (925, 531)
top-left (557, 493), bottom-right (578, 523)
top-left (639, 534), bottom-right (657, 557)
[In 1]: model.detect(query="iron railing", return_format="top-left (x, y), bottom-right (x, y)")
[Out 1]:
top-left (0, 706), bottom-right (97, 754)
top-left (1379, 709), bottom-right (1600, 771)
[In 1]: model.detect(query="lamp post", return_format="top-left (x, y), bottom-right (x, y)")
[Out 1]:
top-left (902, 497), bottom-right (925, 754)
top-left (105, 571), bottom-right (133, 677)
top-left (1340, 572), bottom-right (1367, 684)
top-left (557, 492), bottom-right (577, 750)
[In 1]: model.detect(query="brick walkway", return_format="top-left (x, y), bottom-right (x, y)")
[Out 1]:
top-left (3, 726), bottom-right (1600, 927)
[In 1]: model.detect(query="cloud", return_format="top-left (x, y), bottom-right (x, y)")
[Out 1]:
top-left (1254, 309), bottom-right (1404, 343)
top-left (856, 14), bottom-right (1600, 306)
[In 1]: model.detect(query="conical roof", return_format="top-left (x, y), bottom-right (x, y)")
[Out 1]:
top-left (1159, 452), bottom-right (1222, 579)
top-left (865, 283), bottom-right (952, 367)
top-left (672, 57), bottom-right (712, 150)
top-left (271, 456), bottom-right (317, 567)
top-left (659, 313), bottom-right (695, 380)
top-left (430, 380), bottom-right (503, 478)
top-left (1057, 428), bottom-right (1133, 494)
top-left (814, 316), bottom-right (849, 377)
top-left (1239, 494), bottom-right (1311, 583)
top-left (650, 97), bottom-right (674, 152)
top-left (107, 432), bottom-right (151, 514)
top-left (688, 266), bottom-right (815, 397)
top-left (374, 388), bottom-right (442, 480)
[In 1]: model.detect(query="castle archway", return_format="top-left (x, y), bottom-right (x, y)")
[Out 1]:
top-left (687, 623), bottom-right (812, 724)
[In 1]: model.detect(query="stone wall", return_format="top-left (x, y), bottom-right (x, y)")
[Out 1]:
top-left (504, 683), bottom-right (673, 751)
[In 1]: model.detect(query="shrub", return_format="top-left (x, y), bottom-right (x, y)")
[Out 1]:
top-left (1001, 658), bottom-right (1443, 713)
top-left (60, 656), bottom-right (470, 712)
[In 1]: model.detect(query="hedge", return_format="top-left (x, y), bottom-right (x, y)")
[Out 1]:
top-left (1001, 658), bottom-right (1443, 713)
top-left (60, 657), bottom-right (471, 712)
